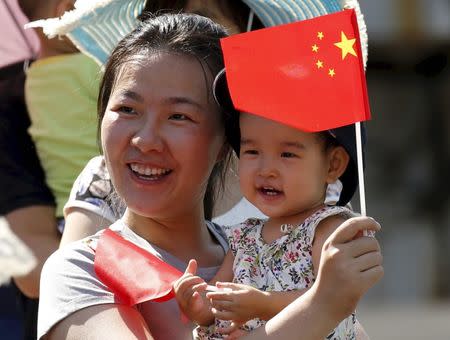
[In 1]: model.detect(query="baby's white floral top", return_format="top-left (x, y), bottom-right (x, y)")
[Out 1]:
top-left (194, 205), bottom-right (357, 340)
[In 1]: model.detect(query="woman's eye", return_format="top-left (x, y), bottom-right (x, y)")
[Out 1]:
top-left (118, 106), bottom-right (136, 115)
top-left (281, 152), bottom-right (297, 158)
top-left (169, 113), bottom-right (190, 121)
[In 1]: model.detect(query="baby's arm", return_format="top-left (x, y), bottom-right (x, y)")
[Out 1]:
top-left (207, 283), bottom-right (308, 323)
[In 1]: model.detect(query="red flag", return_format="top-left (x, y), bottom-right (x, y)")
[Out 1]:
top-left (94, 229), bottom-right (183, 306)
top-left (220, 9), bottom-right (370, 132)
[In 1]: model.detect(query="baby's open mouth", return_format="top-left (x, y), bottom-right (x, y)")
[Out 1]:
top-left (259, 186), bottom-right (283, 196)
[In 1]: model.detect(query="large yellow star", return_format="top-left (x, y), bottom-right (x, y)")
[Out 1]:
top-left (334, 31), bottom-right (357, 60)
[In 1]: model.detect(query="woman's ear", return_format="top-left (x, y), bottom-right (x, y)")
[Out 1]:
top-left (326, 146), bottom-right (350, 184)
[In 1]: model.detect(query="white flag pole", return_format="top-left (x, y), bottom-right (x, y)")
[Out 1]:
top-left (246, 10), bottom-right (255, 32)
top-left (355, 122), bottom-right (373, 237)
top-left (355, 122), bottom-right (366, 216)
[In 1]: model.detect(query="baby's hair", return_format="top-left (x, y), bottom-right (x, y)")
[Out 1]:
top-left (97, 13), bottom-right (234, 220)
top-left (317, 131), bottom-right (340, 151)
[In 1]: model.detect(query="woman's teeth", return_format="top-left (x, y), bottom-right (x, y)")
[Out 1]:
top-left (130, 164), bottom-right (171, 177)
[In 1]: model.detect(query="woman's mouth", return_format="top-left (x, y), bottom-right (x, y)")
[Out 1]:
top-left (129, 163), bottom-right (172, 181)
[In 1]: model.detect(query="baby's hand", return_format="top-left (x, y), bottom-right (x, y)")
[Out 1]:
top-left (206, 282), bottom-right (268, 332)
top-left (173, 259), bottom-right (213, 326)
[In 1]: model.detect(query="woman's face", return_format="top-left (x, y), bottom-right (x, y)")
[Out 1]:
top-left (101, 53), bottom-right (225, 220)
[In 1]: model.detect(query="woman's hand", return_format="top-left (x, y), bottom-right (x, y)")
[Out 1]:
top-left (315, 216), bottom-right (384, 320)
top-left (173, 259), bottom-right (214, 326)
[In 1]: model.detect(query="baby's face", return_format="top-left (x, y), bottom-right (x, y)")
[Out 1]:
top-left (238, 113), bottom-right (332, 219)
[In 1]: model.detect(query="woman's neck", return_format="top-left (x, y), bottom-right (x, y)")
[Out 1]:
top-left (122, 209), bottom-right (223, 266)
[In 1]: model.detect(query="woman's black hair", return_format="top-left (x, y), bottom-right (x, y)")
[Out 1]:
top-left (97, 13), bottom-right (234, 220)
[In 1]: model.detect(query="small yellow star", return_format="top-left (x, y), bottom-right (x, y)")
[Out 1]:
top-left (334, 31), bottom-right (357, 60)
top-left (328, 68), bottom-right (336, 77)
top-left (317, 32), bottom-right (324, 40)
top-left (316, 60), bottom-right (324, 69)
top-left (312, 44), bottom-right (319, 52)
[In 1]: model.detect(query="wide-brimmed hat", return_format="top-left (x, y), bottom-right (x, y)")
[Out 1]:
top-left (213, 68), bottom-right (366, 206)
top-left (25, 0), bottom-right (147, 65)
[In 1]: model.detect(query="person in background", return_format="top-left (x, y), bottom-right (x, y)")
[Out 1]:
top-left (19, 0), bottom-right (101, 236)
top-left (0, 1), bottom-right (58, 338)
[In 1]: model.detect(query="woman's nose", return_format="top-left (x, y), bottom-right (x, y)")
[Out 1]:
top-left (130, 118), bottom-right (164, 153)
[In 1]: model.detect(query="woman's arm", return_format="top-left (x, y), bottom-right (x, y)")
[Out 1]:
top-left (46, 304), bottom-right (153, 340)
top-left (242, 216), bottom-right (383, 339)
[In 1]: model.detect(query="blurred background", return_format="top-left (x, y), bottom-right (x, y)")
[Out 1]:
top-left (355, 0), bottom-right (450, 339)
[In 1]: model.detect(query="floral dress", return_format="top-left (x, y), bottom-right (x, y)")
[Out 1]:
top-left (194, 205), bottom-right (356, 340)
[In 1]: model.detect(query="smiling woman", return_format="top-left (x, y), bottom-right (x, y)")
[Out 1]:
top-left (37, 13), bottom-right (233, 340)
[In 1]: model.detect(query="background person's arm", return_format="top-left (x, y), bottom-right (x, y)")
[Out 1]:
top-left (45, 304), bottom-right (154, 340)
top-left (8, 205), bottom-right (59, 298)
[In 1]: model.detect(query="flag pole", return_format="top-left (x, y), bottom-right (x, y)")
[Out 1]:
top-left (355, 122), bottom-right (366, 216)
top-left (355, 122), bottom-right (373, 237)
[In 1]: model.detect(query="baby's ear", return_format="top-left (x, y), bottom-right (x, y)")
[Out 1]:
top-left (326, 146), bottom-right (350, 183)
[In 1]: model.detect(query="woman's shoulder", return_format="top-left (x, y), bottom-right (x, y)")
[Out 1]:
top-left (38, 227), bottom-right (119, 339)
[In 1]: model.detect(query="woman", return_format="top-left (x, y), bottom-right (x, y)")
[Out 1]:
top-left (38, 13), bottom-right (382, 340)
top-left (60, 0), bottom-right (260, 247)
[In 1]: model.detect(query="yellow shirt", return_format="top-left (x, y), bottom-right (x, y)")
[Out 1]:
top-left (26, 53), bottom-right (101, 218)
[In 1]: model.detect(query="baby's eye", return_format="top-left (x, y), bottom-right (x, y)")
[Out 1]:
top-left (242, 149), bottom-right (258, 155)
top-left (281, 152), bottom-right (297, 158)
top-left (118, 106), bottom-right (137, 115)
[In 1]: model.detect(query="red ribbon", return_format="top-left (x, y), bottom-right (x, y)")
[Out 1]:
top-left (94, 228), bottom-right (183, 305)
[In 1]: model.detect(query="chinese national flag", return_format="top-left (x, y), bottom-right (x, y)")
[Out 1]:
top-left (221, 9), bottom-right (370, 132)
top-left (94, 228), bottom-right (183, 306)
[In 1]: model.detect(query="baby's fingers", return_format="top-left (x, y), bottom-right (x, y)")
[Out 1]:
top-left (206, 290), bottom-right (234, 301)
top-left (211, 308), bottom-right (237, 321)
top-left (210, 299), bottom-right (234, 312)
